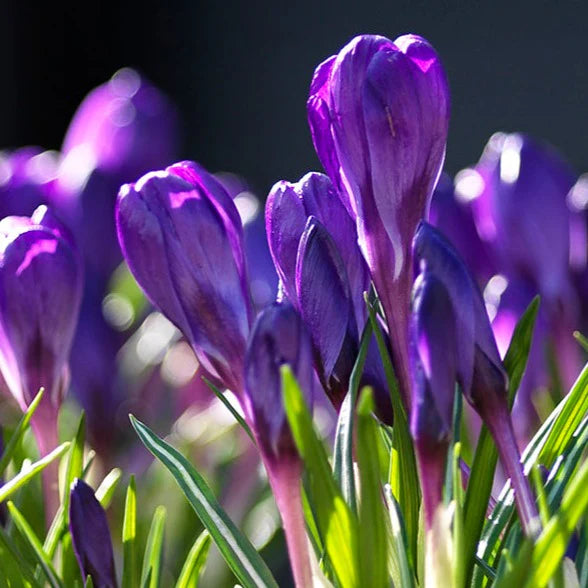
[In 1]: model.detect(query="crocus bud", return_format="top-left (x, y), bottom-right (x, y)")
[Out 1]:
top-left (412, 222), bottom-right (539, 536)
top-left (62, 68), bottom-right (178, 183)
top-left (308, 34), bottom-right (450, 407)
top-left (0, 205), bottom-right (82, 420)
top-left (244, 301), bottom-right (314, 587)
top-left (410, 271), bottom-right (456, 528)
top-left (116, 161), bottom-right (252, 394)
top-left (266, 174), bottom-right (392, 422)
top-left (69, 478), bottom-right (117, 588)
top-left (244, 302), bottom-right (313, 459)
top-left (469, 133), bottom-right (577, 316)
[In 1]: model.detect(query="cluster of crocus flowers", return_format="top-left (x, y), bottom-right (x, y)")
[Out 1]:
top-left (116, 162), bottom-right (315, 585)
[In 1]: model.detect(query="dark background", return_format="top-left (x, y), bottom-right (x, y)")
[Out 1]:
top-left (2, 1), bottom-right (587, 195)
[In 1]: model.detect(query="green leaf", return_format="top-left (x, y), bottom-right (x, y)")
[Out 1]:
top-left (202, 377), bottom-right (254, 442)
top-left (7, 501), bottom-right (62, 588)
top-left (130, 415), bottom-right (278, 588)
top-left (356, 388), bottom-right (388, 588)
top-left (333, 319), bottom-right (373, 513)
top-left (475, 367), bottom-right (588, 585)
top-left (0, 522), bottom-right (40, 586)
top-left (0, 442), bottom-right (69, 503)
top-left (95, 468), bottom-right (122, 509)
top-left (281, 365), bottom-right (359, 588)
top-left (0, 388), bottom-right (45, 477)
top-left (572, 330), bottom-right (588, 353)
top-left (122, 475), bottom-right (138, 588)
top-left (61, 413), bottom-right (86, 523)
top-left (367, 298), bottom-right (420, 564)
top-left (384, 486), bottom-right (415, 588)
top-left (175, 530), bottom-right (211, 588)
top-left (462, 296), bottom-right (539, 584)
top-left (507, 457), bottom-right (588, 587)
top-left (141, 506), bottom-right (166, 588)
top-left (452, 443), bottom-right (466, 588)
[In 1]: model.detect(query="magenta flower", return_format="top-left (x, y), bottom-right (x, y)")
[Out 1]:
top-left (116, 161), bottom-right (252, 394)
top-left (308, 34), bottom-right (450, 406)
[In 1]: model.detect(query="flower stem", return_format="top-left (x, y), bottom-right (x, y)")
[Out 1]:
top-left (266, 457), bottom-right (312, 588)
top-left (30, 411), bottom-right (60, 525)
top-left (485, 403), bottom-right (540, 537)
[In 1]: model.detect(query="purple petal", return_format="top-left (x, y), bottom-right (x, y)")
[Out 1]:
top-left (295, 217), bottom-right (356, 388)
top-left (69, 478), bottom-right (117, 588)
top-left (265, 181), bottom-right (308, 303)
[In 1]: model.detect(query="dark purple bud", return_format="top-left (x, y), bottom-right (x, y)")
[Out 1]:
top-left (0, 148), bottom-right (56, 217)
top-left (69, 478), bottom-right (117, 588)
top-left (116, 161), bottom-right (252, 394)
top-left (0, 205), bottom-right (83, 413)
top-left (469, 133), bottom-right (577, 314)
top-left (410, 271), bottom-right (457, 527)
top-left (412, 222), bottom-right (539, 535)
top-left (308, 35), bottom-right (450, 407)
top-left (62, 68), bottom-right (178, 183)
top-left (412, 222), bottom-right (506, 404)
top-left (244, 302), bottom-right (313, 459)
top-left (266, 172), bottom-right (370, 326)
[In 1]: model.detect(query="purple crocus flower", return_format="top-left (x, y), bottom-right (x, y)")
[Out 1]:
top-left (468, 133), bottom-right (577, 315)
top-left (308, 34), bottom-right (450, 407)
top-left (412, 222), bottom-right (539, 536)
top-left (61, 68), bottom-right (178, 183)
top-left (116, 161), bottom-right (252, 394)
top-left (266, 173), bottom-right (393, 422)
top-left (244, 301), bottom-right (313, 587)
top-left (410, 270), bottom-right (457, 528)
top-left (69, 478), bottom-right (117, 588)
top-left (0, 206), bottom-right (82, 429)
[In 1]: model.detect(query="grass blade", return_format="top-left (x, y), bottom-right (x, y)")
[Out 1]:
top-left (95, 468), bottom-right (122, 509)
top-left (0, 388), bottom-right (44, 477)
top-left (282, 365), bottom-right (359, 588)
top-left (332, 319), bottom-right (372, 513)
top-left (122, 475), bottom-right (138, 588)
top-left (141, 505), bottom-right (167, 588)
top-left (175, 530), bottom-right (211, 588)
top-left (202, 378), bottom-right (254, 442)
top-left (130, 415), bottom-right (278, 588)
top-left (0, 442), bottom-right (69, 503)
top-left (7, 501), bottom-right (62, 588)
top-left (356, 388), bottom-right (388, 587)
top-left (367, 298), bottom-right (420, 565)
